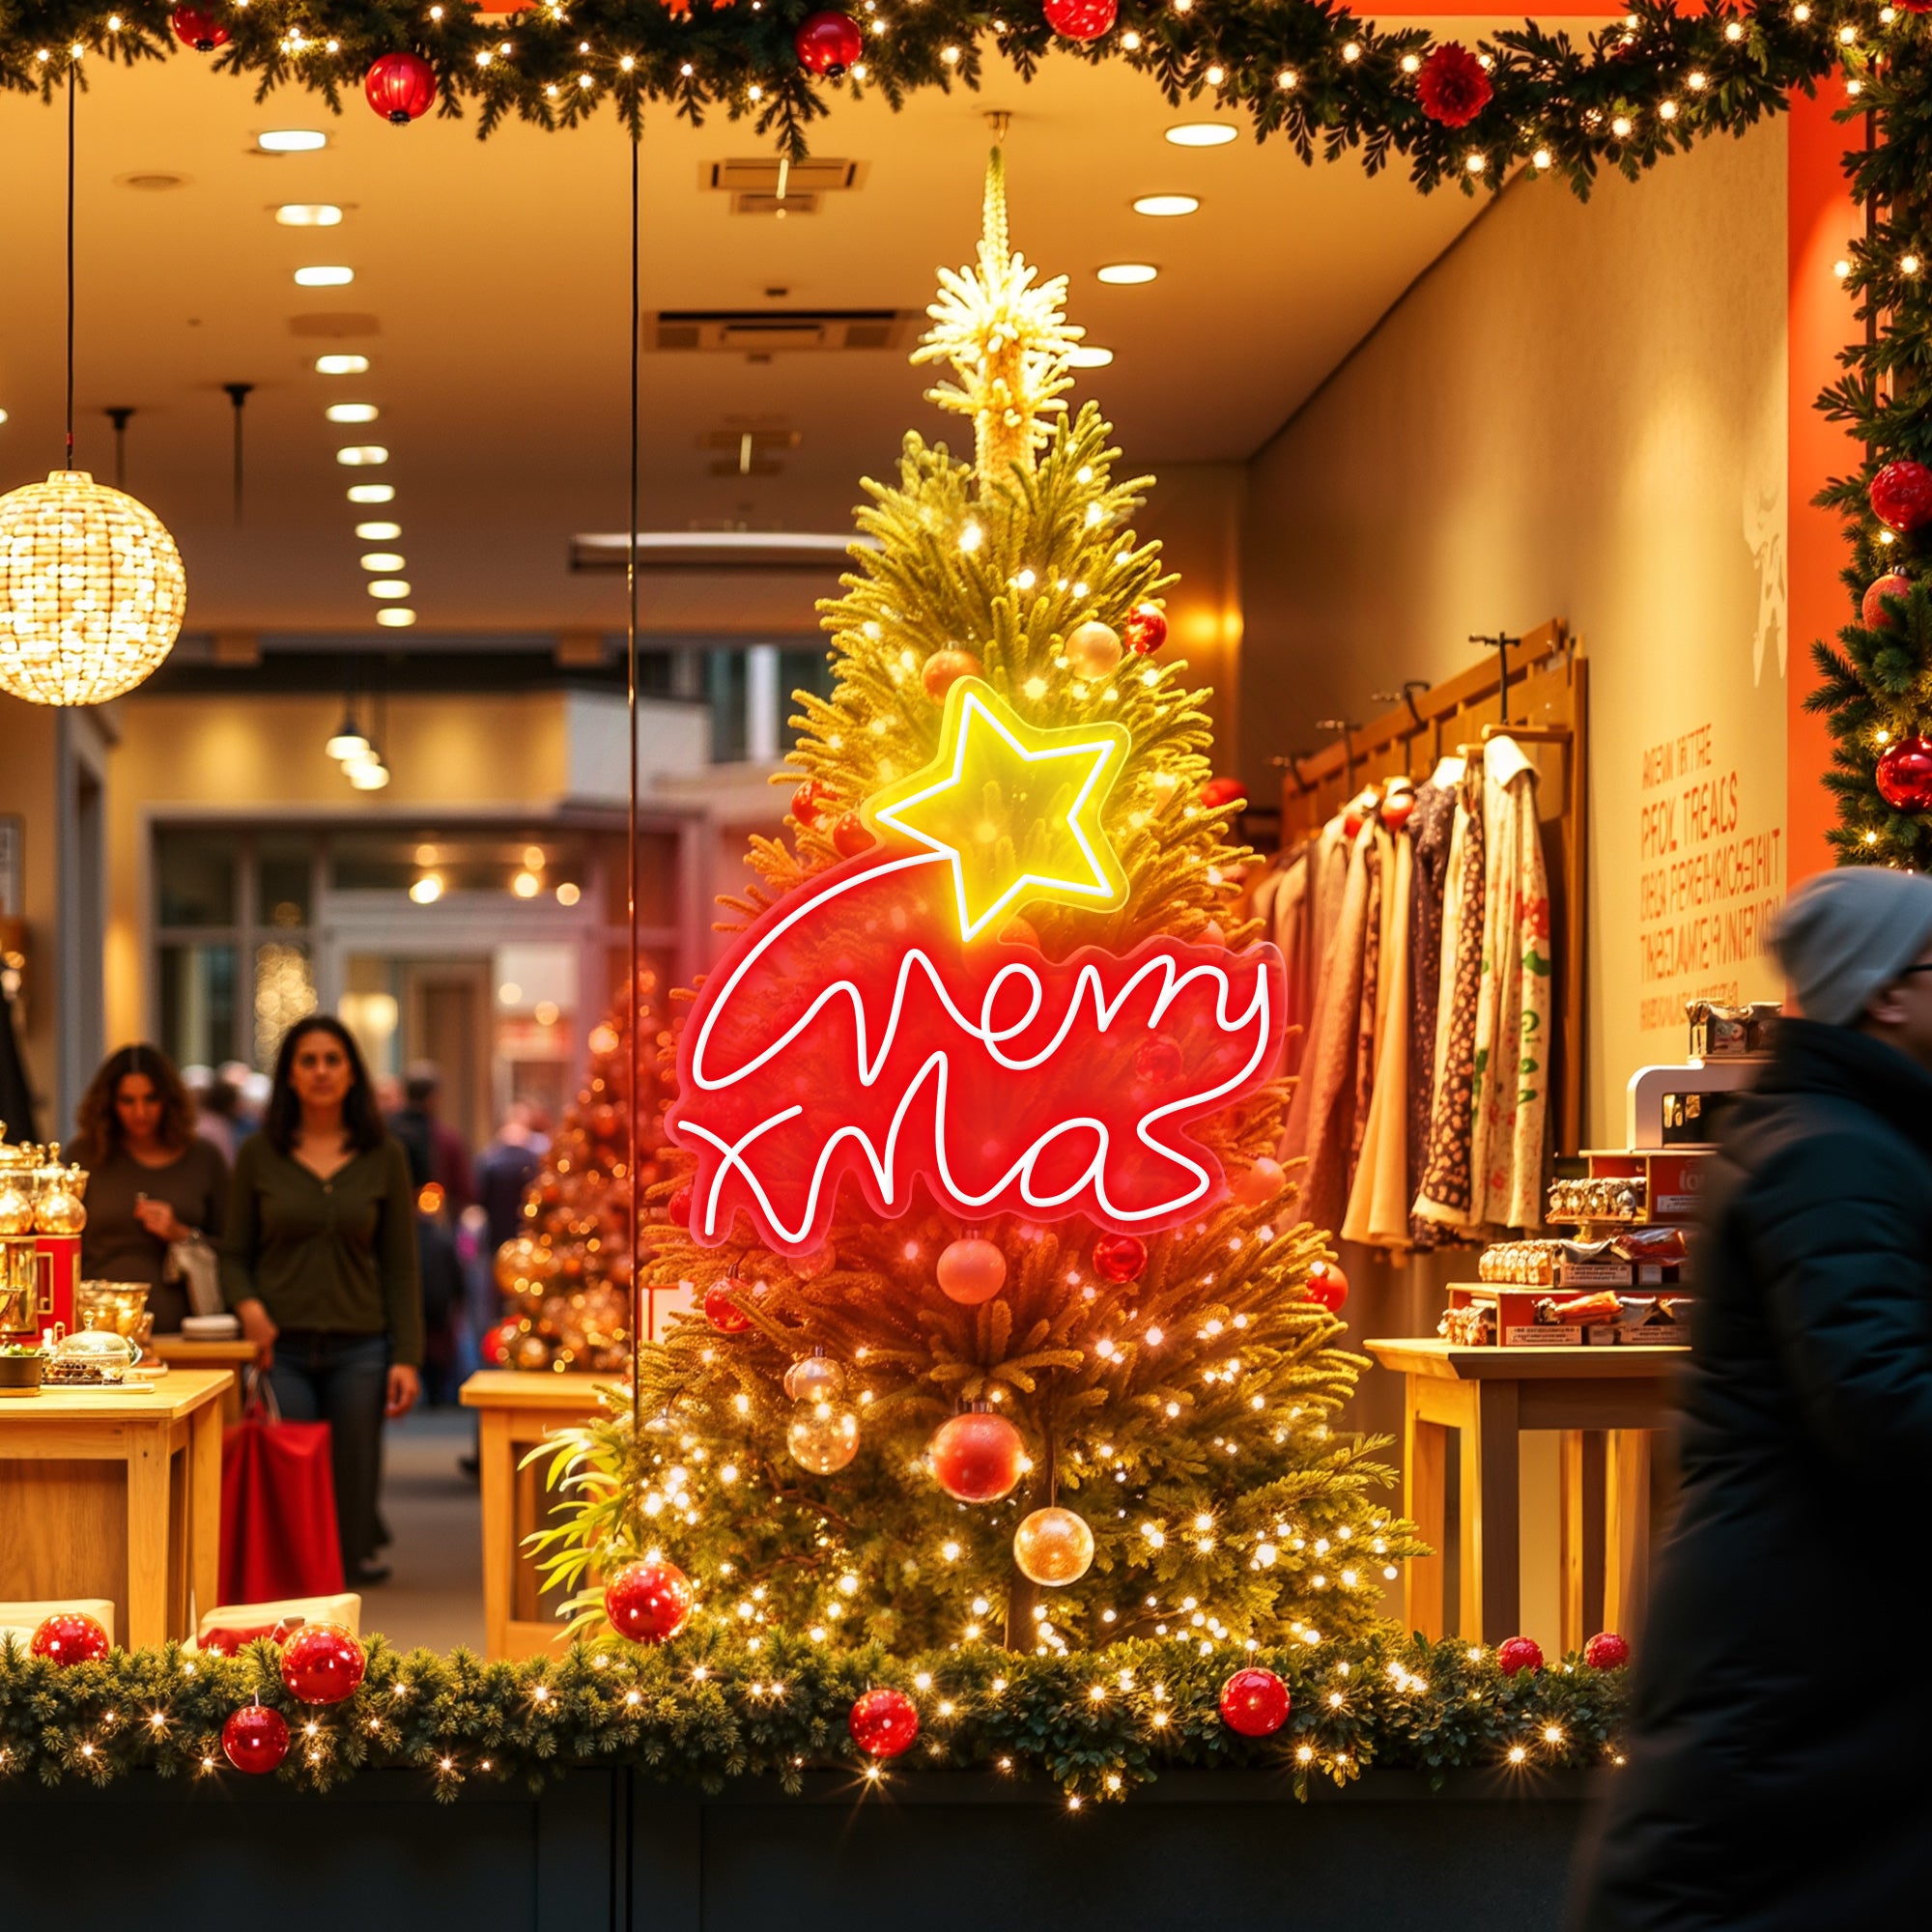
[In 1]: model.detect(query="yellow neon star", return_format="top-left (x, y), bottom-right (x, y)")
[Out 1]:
top-left (865, 678), bottom-right (1128, 941)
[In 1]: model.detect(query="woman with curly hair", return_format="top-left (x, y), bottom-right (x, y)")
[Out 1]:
top-left (73, 1042), bottom-right (229, 1334)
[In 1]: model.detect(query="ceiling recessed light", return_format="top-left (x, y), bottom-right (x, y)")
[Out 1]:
top-left (276, 203), bottom-right (342, 227)
top-left (360, 552), bottom-right (406, 571)
top-left (315, 354), bottom-right (369, 376)
top-left (336, 445), bottom-right (389, 467)
top-left (1133, 194), bottom-right (1200, 217)
top-left (347, 483), bottom-right (395, 504)
top-left (295, 265), bottom-right (354, 288)
top-left (259, 129), bottom-right (328, 154)
top-left (327, 402), bottom-right (380, 424)
top-left (1096, 263), bottom-right (1159, 285)
top-left (367, 579), bottom-right (412, 599)
top-left (376, 608), bottom-right (417, 629)
top-left (1164, 123), bottom-right (1237, 148)
top-left (355, 521), bottom-right (401, 541)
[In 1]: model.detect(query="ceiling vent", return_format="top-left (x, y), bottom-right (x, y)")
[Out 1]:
top-left (703, 156), bottom-right (864, 215)
top-left (653, 310), bottom-right (916, 355)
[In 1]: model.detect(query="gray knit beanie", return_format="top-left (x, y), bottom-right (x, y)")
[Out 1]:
top-left (1770, 867), bottom-right (1932, 1025)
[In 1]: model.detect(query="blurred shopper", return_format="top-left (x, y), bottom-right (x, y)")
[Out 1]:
top-left (1575, 867), bottom-right (1932, 1932)
top-left (220, 1017), bottom-right (422, 1586)
top-left (476, 1101), bottom-right (544, 1251)
top-left (389, 1063), bottom-right (475, 1216)
top-left (180, 1064), bottom-right (235, 1161)
top-left (72, 1043), bottom-right (228, 1334)
top-left (220, 1059), bottom-right (268, 1139)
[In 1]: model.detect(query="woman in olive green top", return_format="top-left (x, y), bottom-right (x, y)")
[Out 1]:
top-left (220, 1016), bottom-right (422, 1585)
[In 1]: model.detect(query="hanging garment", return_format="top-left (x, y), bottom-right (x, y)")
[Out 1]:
top-left (1405, 762), bottom-right (1463, 1207)
top-left (1465, 735), bottom-right (1553, 1230)
top-left (1257, 842), bottom-right (1315, 1075)
top-left (1349, 819), bottom-right (1388, 1175)
top-left (1343, 807), bottom-right (1415, 1250)
top-left (1412, 759), bottom-right (1487, 1233)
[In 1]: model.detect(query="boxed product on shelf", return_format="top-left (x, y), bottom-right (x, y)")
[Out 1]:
top-left (1437, 1283), bottom-right (1694, 1350)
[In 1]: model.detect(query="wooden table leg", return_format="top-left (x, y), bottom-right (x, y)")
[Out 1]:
top-left (1605, 1429), bottom-right (1654, 1637)
top-left (1463, 1378), bottom-right (1521, 1645)
top-left (125, 1420), bottom-right (172, 1649)
top-left (1560, 1430), bottom-right (1607, 1655)
top-left (478, 1406), bottom-right (514, 1662)
top-left (189, 1395), bottom-right (223, 1630)
top-left (1404, 1383), bottom-right (1448, 1639)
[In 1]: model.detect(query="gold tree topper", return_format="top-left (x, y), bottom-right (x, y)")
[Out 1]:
top-left (912, 148), bottom-right (1084, 493)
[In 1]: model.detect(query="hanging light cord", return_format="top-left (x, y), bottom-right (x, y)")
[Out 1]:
top-left (65, 63), bottom-right (76, 471)
top-left (627, 121), bottom-right (643, 1436)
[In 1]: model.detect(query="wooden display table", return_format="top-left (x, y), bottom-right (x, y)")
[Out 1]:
top-left (0, 1369), bottom-right (226, 1647)
top-left (1366, 1339), bottom-right (1684, 1651)
top-left (149, 1337), bottom-right (258, 1423)
top-left (459, 1370), bottom-right (611, 1661)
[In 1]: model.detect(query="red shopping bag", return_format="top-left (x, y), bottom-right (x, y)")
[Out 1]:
top-left (219, 1373), bottom-right (345, 1602)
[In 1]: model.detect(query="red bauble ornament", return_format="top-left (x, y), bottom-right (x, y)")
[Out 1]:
top-left (604, 1558), bottom-right (694, 1643)
top-left (794, 11), bottom-right (866, 78)
top-left (1042, 0), bottom-right (1119, 43)
top-left (1862, 573), bottom-right (1912, 630)
top-left (1496, 1634), bottom-right (1544, 1677)
top-left (1870, 459), bottom-right (1932, 533)
top-left (1135, 1034), bottom-right (1184, 1082)
top-left (922, 648), bottom-right (982, 702)
top-left (278, 1624), bottom-right (366, 1704)
top-left (1416, 43), bottom-right (1493, 128)
top-left (1234, 1155), bottom-right (1286, 1208)
top-left (848, 1686), bottom-right (920, 1758)
top-left (221, 1704), bottom-right (291, 1775)
top-left (1200, 776), bottom-right (1248, 812)
top-left (668, 1183), bottom-right (694, 1227)
top-left (1218, 1666), bottom-right (1291, 1738)
top-left (936, 1235), bottom-right (1007, 1304)
top-left (703, 1278), bottom-right (753, 1332)
top-left (170, 6), bottom-right (231, 52)
top-left (484, 1316), bottom-right (521, 1366)
top-left (1124, 602), bottom-right (1168, 656)
top-left (833, 811), bottom-right (874, 859)
top-left (30, 1611), bottom-right (109, 1666)
top-left (927, 1410), bottom-right (1025, 1501)
top-left (1092, 1232), bottom-right (1147, 1283)
top-left (1306, 1259), bottom-right (1349, 1312)
top-left (791, 779), bottom-right (831, 827)
top-left (1583, 1631), bottom-right (1632, 1671)
top-left (1877, 735), bottom-right (1932, 812)
top-left (364, 50), bottom-right (438, 126)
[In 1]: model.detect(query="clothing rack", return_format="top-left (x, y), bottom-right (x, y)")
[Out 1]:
top-left (1272, 619), bottom-right (1588, 1158)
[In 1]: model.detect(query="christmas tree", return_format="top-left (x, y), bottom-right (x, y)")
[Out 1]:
top-left (490, 970), bottom-right (674, 1375)
top-left (531, 154), bottom-right (1419, 1655)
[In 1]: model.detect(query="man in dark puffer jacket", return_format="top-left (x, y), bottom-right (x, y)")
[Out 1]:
top-left (1575, 866), bottom-right (1932, 1932)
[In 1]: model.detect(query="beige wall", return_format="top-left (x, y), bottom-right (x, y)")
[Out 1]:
top-left (0, 704), bottom-right (61, 1135)
top-left (1138, 461), bottom-right (1247, 761)
top-left (1240, 122), bottom-right (1791, 1147)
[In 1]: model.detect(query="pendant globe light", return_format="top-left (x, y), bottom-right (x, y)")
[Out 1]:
top-left (0, 64), bottom-right (185, 708)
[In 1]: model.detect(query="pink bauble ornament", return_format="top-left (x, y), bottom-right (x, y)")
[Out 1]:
top-left (222, 1704), bottom-right (291, 1775)
top-left (1092, 1233), bottom-right (1147, 1283)
top-left (1124, 602), bottom-right (1168, 655)
top-left (278, 1624), bottom-right (366, 1704)
top-left (1065, 619), bottom-right (1123, 679)
top-left (1234, 1156), bottom-right (1286, 1208)
top-left (937, 1236), bottom-right (1007, 1304)
top-left (848, 1686), bottom-right (920, 1757)
top-left (1496, 1634), bottom-right (1544, 1677)
top-left (1043, 0), bottom-right (1119, 42)
top-left (1877, 735), bottom-right (1932, 812)
top-left (794, 10), bottom-right (866, 77)
top-left (1862, 573), bottom-right (1912, 629)
top-left (1870, 459), bottom-right (1932, 533)
top-left (922, 648), bottom-right (982, 702)
top-left (604, 1559), bottom-right (694, 1643)
top-left (927, 1410), bottom-right (1025, 1502)
top-left (30, 1612), bottom-right (109, 1667)
top-left (1583, 1631), bottom-right (1632, 1670)
top-left (1306, 1259), bottom-right (1349, 1312)
top-left (1218, 1666), bottom-right (1291, 1737)
top-left (703, 1278), bottom-right (753, 1333)
top-left (1012, 1505), bottom-right (1094, 1585)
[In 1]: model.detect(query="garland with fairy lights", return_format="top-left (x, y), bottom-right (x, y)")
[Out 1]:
top-left (0, 1626), bottom-right (1627, 1803)
top-left (2, 2), bottom-right (1844, 183)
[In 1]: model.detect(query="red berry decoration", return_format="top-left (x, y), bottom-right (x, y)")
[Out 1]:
top-left (791, 779), bottom-right (831, 826)
top-left (1870, 459), bottom-right (1932, 533)
top-left (1218, 1666), bottom-right (1291, 1738)
top-left (1123, 602), bottom-right (1168, 656)
top-left (1877, 735), bottom-right (1932, 812)
top-left (170, 6), bottom-right (231, 51)
top-left (703, 1278), bottom-right (753, 1332)
top-left (1092, 1232), bottom-right (1147, 1283)
top-left (1306, 1259), bottom-right (1350, 1312)
top-left (1496, 1634), bottom-right (1544, 1677)
top-left (667, 1183), bottom-right (694, 1228)
top-left (927, 1409), bottom-right (1025, 1502)
top-left (1862, 573), bottom-right (1912, 629)
top-left (1583, 1631), bottom-right (1632, 1671)
top-left (604, 1558), bottom-right (694, 1643)
top-left (1416, 43), bottom-right (1493, 128)
top-left (1043, 0), bottom-right (1119, 43)
top-left (221, 1704), bottom-right (291, 1775)
top-left (278, 1623), bottom-right (366, 1704)
top-left (833, 811), bottom-right (875, 859)
top-left (1200, 776), bottom-right (1248, 812)
top-left (30, 1611), bottom-right (110, 1666)
top-left (364, 50), bottom-right (439, 126)
top-left (794, 11), bottom-right (866, 78)
top-left (848, 1686), bottom-right (920, 1758)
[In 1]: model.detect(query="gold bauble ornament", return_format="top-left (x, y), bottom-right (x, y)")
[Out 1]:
top-left (1065, 619), bottom-right (1122, 679)
top-left (1012, 1505), bottom-right (1094, 1586)
top-left (786, 1398), bottom-right (860, 1475)
top-left (782, 1351), bottom-right (845, 1403)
